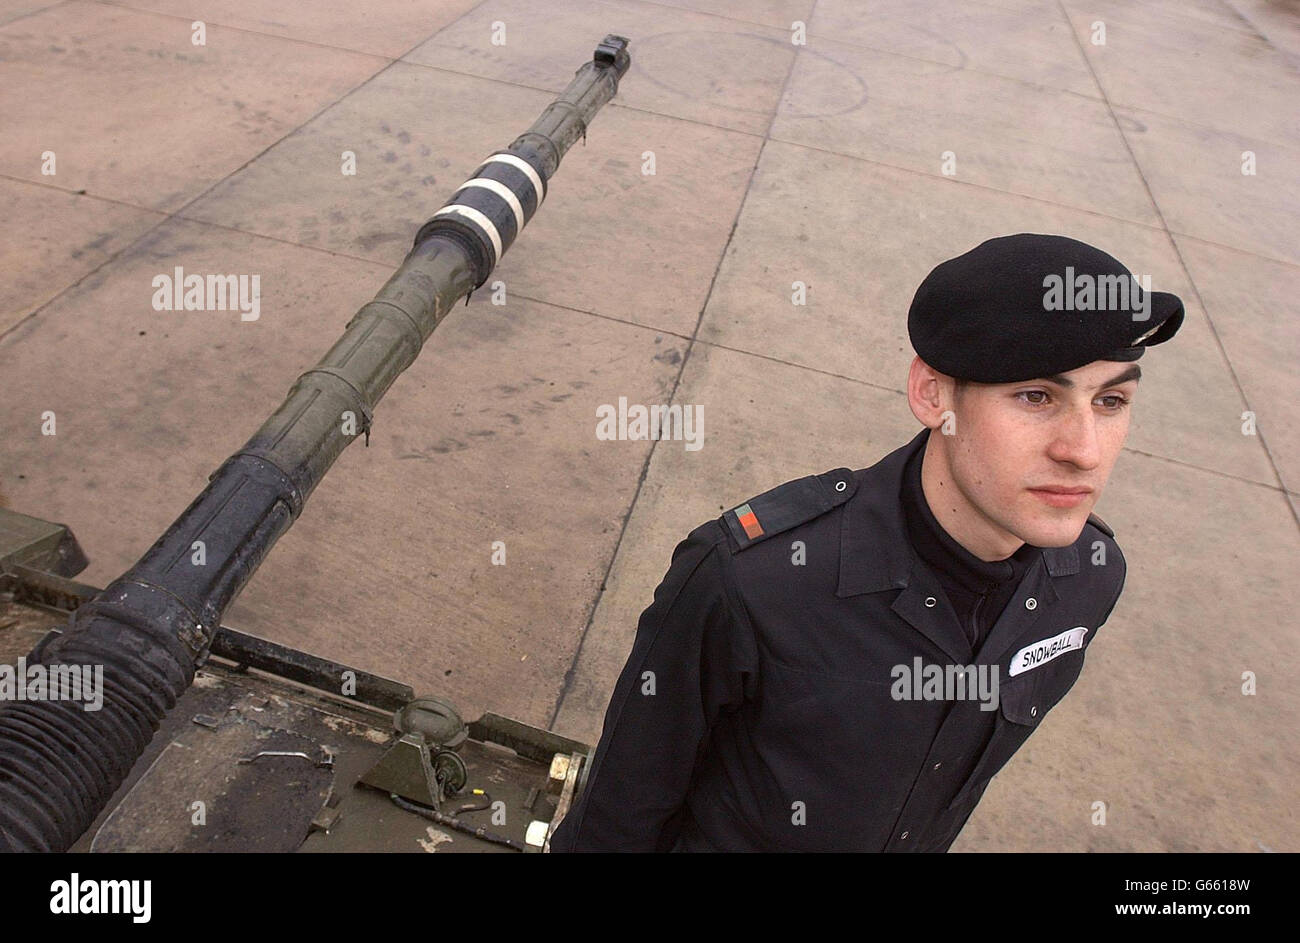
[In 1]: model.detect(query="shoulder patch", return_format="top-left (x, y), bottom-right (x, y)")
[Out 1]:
top-left (1086, 512), bottom-right (1114, 538)
top-left (723, 468), bottom-right (857, 551)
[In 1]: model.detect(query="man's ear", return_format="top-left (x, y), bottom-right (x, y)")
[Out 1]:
top-left (907, 356), bottom-right (950, 430)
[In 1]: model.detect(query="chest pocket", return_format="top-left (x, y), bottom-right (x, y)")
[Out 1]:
top-left (944, 650), bottom-right (1086, 811)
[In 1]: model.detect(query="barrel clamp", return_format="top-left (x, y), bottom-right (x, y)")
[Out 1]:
top-left (299, 365), bottom-right (375, 447)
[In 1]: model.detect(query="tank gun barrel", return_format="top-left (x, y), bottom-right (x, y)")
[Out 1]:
top-left (0, 34), bottom-right (631, 853)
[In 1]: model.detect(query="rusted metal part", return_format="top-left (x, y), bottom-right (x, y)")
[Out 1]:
top-left (7, 564), bottom-right (97, 614)
top-left (0, 508), bottom-right (88, 579)
top-left (209, 626), bottom-right (414, 714)
top-left (543, 752), bottom-right (583, 853)
top-left (467, 712), bottom-right (590, 766)
top-left (547, 753), bottom-right (571, 794)
top-left (237, 748), bottom-right (336, 769)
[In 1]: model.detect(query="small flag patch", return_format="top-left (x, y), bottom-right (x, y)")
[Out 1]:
top-left (735, 503), bottom-right (763, 540)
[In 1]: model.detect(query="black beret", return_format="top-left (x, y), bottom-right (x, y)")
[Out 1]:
top-left (908, 233), bottom-right (1184, 383)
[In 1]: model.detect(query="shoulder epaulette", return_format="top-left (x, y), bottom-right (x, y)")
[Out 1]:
top-left (722, 468), bottom-right (858, 551)
top-left (1086, 512), bottom-right (1114, 538)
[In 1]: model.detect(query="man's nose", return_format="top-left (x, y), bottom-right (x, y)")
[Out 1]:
top-left (1047, 402), bottom-right (1102, 470)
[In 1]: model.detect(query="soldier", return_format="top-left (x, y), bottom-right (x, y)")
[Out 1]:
top-left (549, 233), bottom-right (1184, 852)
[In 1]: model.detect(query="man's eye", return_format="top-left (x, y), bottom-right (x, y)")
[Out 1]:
top-left (1098, 394), bottom-right (1131, 410)
top-left (1016, 391), bottom-right (1049, 406)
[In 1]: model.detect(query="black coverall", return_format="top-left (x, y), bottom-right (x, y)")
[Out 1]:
top-left (550, 428), bottom-right (1125, 851)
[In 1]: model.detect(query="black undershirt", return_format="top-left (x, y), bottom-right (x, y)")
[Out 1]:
top-left (900, 433), bottom-right (1038, 655)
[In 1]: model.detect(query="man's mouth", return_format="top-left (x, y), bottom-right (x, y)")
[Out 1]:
top-left (1027, 485), bottom-right (1093, 508)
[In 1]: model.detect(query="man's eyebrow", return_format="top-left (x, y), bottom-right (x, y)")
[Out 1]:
top-left (1039, 365), bottom-right (1142, 390)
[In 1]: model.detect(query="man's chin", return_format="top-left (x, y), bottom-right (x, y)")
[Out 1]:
top-left (1017, 515), bottom-right (1090, 548)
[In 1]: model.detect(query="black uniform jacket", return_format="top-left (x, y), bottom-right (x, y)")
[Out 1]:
top-left (550, 428), bottom-right (1126, 852)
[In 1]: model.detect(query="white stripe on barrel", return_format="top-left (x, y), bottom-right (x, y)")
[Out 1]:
top-left (477, 154), bottom-right (545, 208)
top-left (431, 204), bottom-right (502, 262)
top-left (457, 178), bottom-right (525, 234)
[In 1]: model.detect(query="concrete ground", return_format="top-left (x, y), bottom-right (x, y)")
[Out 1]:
top-left (1, 0), bottom-right (1296, 852)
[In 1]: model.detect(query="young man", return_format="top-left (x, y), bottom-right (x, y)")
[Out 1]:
top-left (550, 234), bottom-right (1184, 852)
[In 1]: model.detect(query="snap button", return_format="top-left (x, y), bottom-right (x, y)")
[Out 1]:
top-left (924, 597), bottom-right (937, 608)
top-left (1025, 597), bottom-right (1037, 610)
top-left (1030, 706), bottom-right (1038, 717)
top-left (835, 480), bottom-right (847, 492)
top-left (900, 831), bottom-right (909, 840)
top-left (933, 762), bottom-right (942, 770)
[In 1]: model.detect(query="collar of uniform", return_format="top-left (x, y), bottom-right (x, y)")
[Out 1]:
top-left (902, 432), bottom-right (1029, 593)
top-left (836, 427), bottom-right (1080, 600)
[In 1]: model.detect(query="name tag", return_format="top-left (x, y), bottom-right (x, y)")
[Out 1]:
top-left (1009, 627), bottom-right (1089, 677)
